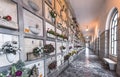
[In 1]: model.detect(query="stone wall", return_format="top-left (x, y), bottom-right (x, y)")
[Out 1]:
top-left (116, 19), bottom-right (120, 76)
top-left (105, 30), bottom-right (109, 58)
top-left (99, 31), bottom-right (105, 59)
top-left (94, 38), bottom-right (99, 56)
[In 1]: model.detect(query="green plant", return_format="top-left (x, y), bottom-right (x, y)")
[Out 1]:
top-left (1, 41), bottom-right (20, 55)
top-left (33, 47), bottom-right (41, 57)
top-left (12, 60), bottom-right (25, 71)
top-left (29, 65), bottom-right (39, 77)
top-left (57, 34), bottom-right (68, 40)
top-left (49, 10), bottom-right (57, 18)
top-left (43, 44), bottom-right (54, 54)
top-left (47, 29), bottom-right (56, 36)
top-left (0, 60), bottom-right (30, 77)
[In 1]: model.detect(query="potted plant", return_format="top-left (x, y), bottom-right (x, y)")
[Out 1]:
top-left (32, 47), bottom-right (42, 57)
top-left (43, 44), bottom-right (54, 54)
top-left (48, 61), bottom-right (57, 70)
top-left (57, 34), bottom-right (68, 40)
top-left (47, 28), bottom-right (56, 36)
top-left (1, 41), bottom-right (20, 55)
top-left (49, 10), bottom-right (57, 23)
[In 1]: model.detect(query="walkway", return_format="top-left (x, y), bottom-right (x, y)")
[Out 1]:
top-left (58, 48), bottom-right (118, 77)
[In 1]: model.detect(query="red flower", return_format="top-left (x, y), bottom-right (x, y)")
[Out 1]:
top-left (3, 15), bottom-right (12, 21)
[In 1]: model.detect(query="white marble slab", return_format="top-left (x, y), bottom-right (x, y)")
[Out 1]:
top-left (23, 9), bottom-right (43, 36)
top-left (24, 38), bottom-right (43, 60)
top-left (22, 0), bottom-right (42, 16)
top-left (25, 60), bottom-right (44, 77)
top-left (0, 33), bottom-right (19, 67)
top-left (0, 0), bottom-right (18, 29)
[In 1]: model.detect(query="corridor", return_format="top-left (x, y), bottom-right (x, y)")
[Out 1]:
top-left (58, 48), bottom-right (117, 77)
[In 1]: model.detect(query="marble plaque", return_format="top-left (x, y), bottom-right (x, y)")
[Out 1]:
top-left (24, 38), bottom-right (43, 60)
top-left (0, 33), bottom-right (19, 67)
top-left (45, 3), bottom-right (52, 22)
top-left (25, 60), bottom-right (44, 77)
top-left (23, 9), bottom-right (43, 36)
top-left (56, 42), bottom-right (62, 53)
top-left (22, 0), bottom-right (42, 16)
top-left (0, 0), bottom-right (18, 29)
top-left (46, 22), bottom-right (55, 38)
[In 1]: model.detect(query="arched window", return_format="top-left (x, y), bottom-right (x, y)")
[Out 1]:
top-left (109, 10), bottom-right (118, 56)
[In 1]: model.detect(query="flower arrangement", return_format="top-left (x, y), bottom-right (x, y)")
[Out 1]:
top-left (57, 34), bottom-right (68, 40)
top-left (43, 44), bottom-right (54, 54)
top-left (71, 50), bottom-right (77, 55)
top-left (64, 54), bottom-right (70, 61)
top-left (47, 28), bottom-right (56, 36)
top-left (49, 10), bottom-right (57, 18)
top-left (3, 15), bottom-right (12, 21)
top-left (48, 61), bottom-right (57, 70)
top-left (29, 65), bottom-right (39, 77)
top-left (0, 60), bottom-right (30, 77)
top-left (1, 41), bottom-right (20, 55)
top-left (32, 47), bottom-right (42, 57)
top-left (64, 50), bottom-right (77, 61)
top-left (60, 46), bottom-right (66, 50)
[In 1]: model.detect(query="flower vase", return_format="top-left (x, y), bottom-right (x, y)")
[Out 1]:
top-left (6, 53), bottom-right (16, 63)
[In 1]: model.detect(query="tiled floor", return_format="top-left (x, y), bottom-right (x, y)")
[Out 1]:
top-left (58, 48), bottom-right (118, 77)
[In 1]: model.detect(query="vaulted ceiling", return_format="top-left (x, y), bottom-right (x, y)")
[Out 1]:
top-left (68, 0), bottom-right (107, 41)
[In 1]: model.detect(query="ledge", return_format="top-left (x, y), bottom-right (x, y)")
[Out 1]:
top-left (0, 18), bottom-right (18, 30)
top-left (25, 56), bottom-right (45, 65)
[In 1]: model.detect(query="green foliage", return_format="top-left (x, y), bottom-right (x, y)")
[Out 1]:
top-left (47, 29), bottom-right (56, 36)
top-left (49, 10), bottom-right (57, 18)
top-left (12, 60), bottom-right (25, 71)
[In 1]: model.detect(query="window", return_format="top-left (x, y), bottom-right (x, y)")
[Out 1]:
top-left (109, 10), bottom-right (118, 57)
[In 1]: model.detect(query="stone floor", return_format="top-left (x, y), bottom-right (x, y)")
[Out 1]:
top-left (58, 48), bottom-right (118, 77)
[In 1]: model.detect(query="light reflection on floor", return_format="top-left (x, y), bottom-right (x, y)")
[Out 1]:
top-left (85, 47), bottom-right (89, 67)
top-left (58, 48), bottom-right (117, 77)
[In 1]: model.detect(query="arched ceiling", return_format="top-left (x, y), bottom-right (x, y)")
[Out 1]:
top-left (68, 0), bottom-right (106, 41)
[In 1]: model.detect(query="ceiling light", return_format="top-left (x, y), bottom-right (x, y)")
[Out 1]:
top-left (86, 28), bottom-right (88, 31)
top-left (86, 36), bottom-right (89, 38)
top-left (86, 26), bottom-right (89, 31)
